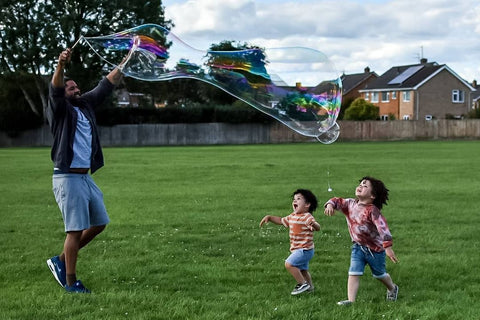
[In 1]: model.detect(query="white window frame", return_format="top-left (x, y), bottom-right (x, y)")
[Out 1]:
top-left (402, 91), bottom-right (411, 102)
top-left (392, 91), bottom-right (397, 99)
top-left (380, 114), bottom-right (389, 121)
top-left (403, 115), bottom-right (410, 120)
top-left (371, 92), bottom-right (379, 103)
top-left (382, 92), bottom-right (390, 102)
top-left (452, 90), bottom-right (465, 103)
top-left (364, 92), bottom-right (369, 100)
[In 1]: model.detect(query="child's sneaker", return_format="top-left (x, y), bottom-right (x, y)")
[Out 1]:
top-left (65, 280), bottom-right (91, 293)
top-left (387, 284), bottom-right (399, 301)
top-left (291, 282), bottom-right (310, 295)
top-left (337, 300), bottom-right (353, 306)
top-left (46, 256), bottom-right (66, 287)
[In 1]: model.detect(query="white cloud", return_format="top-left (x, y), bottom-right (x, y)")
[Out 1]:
top-left (164, 0), bottom-right (480, 82)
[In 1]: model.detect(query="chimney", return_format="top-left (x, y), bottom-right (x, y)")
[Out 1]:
top-left (364, 66), bottom-right (370, 73)
top-left (473, 80), bottom-right (477, 87)
top-left (420, 58), bottom-right (428, 64)
top-left (296, 82), bottom-right (302, 89)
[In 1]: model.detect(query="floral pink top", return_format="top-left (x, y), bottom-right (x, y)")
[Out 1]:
top-left (326, 197), bottom-right (393, 252)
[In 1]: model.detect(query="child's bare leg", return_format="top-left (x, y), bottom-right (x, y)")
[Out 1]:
top-left (347, 275), bottom-right (360, 302)
top-left (378, 273), bottom-right (395, 291)
top-left (301, 270), bottom-right (313, 287)
top-left (285, 262), bottom-right (306, 284)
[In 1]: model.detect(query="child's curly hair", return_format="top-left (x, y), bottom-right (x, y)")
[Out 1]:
top-left (292, 189), bottom-right (318, 213)
top-left (361, 176), bottom-right (389, 209)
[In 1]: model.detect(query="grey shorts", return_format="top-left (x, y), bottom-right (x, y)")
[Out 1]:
top-left (52, 173), bottom-right (110, 232)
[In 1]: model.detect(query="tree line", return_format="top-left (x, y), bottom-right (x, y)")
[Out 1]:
top-left (0, 0), bottom-right (385, 136)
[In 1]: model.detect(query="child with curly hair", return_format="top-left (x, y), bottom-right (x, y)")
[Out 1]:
top-left (260, 189), bottom-right (321, 295)
top-left (324, 176), bottom-right (399, 305)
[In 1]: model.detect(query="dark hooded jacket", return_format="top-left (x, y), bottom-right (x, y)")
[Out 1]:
top-left (46, 78), bottom-right (114, 174)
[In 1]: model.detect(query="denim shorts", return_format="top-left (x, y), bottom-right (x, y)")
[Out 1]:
top-left (52, 173), bottom-right (110, 232)
top-left (348, 243), bottom-right (387, 278)
top-left (285, 249), bottom-right (314, 271)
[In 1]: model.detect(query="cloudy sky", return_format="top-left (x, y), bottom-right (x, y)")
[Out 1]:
top-left (162, 0), bottom-right (480, 84)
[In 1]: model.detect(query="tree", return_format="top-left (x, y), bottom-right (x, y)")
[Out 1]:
top-left (344, 98), bottom-right (379, 120)
top-left (201, 40), bottom-right (269, 105)
top-left (0, 0), bottom-right (172, 120)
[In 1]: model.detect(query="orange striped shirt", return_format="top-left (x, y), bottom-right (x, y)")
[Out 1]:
top-left (281, 212), bottom-right (317, 251)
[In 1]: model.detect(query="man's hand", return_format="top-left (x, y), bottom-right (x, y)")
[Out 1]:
top-left (58, 49), bottom-right (72, 68)
top-left (52, 48), bottom-right (71, 87)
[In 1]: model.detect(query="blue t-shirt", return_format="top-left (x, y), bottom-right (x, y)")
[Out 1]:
top-left (70, 107), bottom-right (92, 168)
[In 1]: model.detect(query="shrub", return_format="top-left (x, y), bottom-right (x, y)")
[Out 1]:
top-left (344, 98), bottom-right (379, 120)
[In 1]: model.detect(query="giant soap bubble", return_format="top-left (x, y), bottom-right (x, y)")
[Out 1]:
top-left (79, 24), bottom-right (342, 143)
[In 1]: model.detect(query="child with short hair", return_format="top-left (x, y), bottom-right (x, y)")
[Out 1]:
top-left (324, 176), bottom-right (399, 305)
top-left (260, 189), bottom-right (321, 295)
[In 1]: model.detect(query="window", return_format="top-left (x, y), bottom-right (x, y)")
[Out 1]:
top-left (403, 115), bottom-right (410, 120)
top-left (392, 91), bottom-right (397, 99)
top-left (371, 92), bottom-right (379, 102)
top-left (402, 91), bottom-right (411, 102)
top-left (382, 92), bottom-right (389, 102)
top-left (452, 90), bottom-right (465, 103)
top-left (365, 92), bottom-right (369, 100)
top-left (380, 115), bottom-right (389, 121)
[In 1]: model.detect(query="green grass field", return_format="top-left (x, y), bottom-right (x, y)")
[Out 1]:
top-left (1, 141), bottom-right (480, 319)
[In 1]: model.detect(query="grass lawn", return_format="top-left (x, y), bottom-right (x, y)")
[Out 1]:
top-left (1, 141), bottom-right (480, 319)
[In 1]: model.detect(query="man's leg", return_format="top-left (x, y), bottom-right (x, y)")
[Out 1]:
top-left (59, 225), bottom-right (106, 261)
top-left (64, 230), bottom-right (82, 286)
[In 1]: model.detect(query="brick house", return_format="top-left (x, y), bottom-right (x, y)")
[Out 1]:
top-left (358, 59), bottom-right (476, 120)
top-left (339, 67), bottom-right (378, 105)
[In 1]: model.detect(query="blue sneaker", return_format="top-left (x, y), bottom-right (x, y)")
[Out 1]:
top-left (65, 280), bottom-right (91, 293)
top-left (47, 256), bottom-right (66, 288)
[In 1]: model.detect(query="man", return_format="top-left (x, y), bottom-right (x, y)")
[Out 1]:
top-left (46, 48), bottom-right (124, 293)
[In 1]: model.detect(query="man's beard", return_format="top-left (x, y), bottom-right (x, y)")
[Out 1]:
top-left (67, 93), bottom-right (81, 104)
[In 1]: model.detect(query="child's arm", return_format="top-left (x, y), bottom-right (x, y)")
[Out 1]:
top-left (324, 203), bottom-right (336, 216)
top-left (385, 247), bottom-right (399, 263)
top-left (307, 220), bottom-right (321, 231)
top-left (259, 215), bottom-right (283, 227)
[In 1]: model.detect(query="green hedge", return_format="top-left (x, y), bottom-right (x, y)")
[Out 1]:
top-left (0, 101), bottom-right (273, 135)
top-left (96, 104), bottom-right (274, 126)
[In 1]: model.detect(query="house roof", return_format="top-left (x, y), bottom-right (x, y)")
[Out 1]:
top-left (339, 70), bottom-right (378, 94)
top-left (473, 86), bottom-right (480, 101)
top-left (360, 60), bottom-right (475, 92)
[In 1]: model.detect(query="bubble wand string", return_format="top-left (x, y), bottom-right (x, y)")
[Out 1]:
top-left (71, 37), bottom-right (84, 50)
top-left (327, 168), bottom-right (333, 193)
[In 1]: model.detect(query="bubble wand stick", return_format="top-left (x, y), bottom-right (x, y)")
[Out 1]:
top-left (71, 37), bottom-right (84, 50)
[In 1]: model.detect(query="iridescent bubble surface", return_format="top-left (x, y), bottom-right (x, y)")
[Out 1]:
top-left (80, 24), bottom-right (342, 142)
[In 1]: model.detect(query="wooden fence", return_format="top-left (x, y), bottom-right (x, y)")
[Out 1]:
top-left (2, 120), bottom-right (480, 147)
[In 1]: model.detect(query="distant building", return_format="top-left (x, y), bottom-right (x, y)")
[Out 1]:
top-left (359, 59), bottom-right (476, 120)
top-left (116, 88), bottom-right (146, 108)
top-left (339, 67), bottom-right (378, 104)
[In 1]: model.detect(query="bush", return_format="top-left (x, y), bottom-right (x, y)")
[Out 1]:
top-left (467, 108), bottom-right (480, 119)
top-left (344, 98), bottom-right (379, 120)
